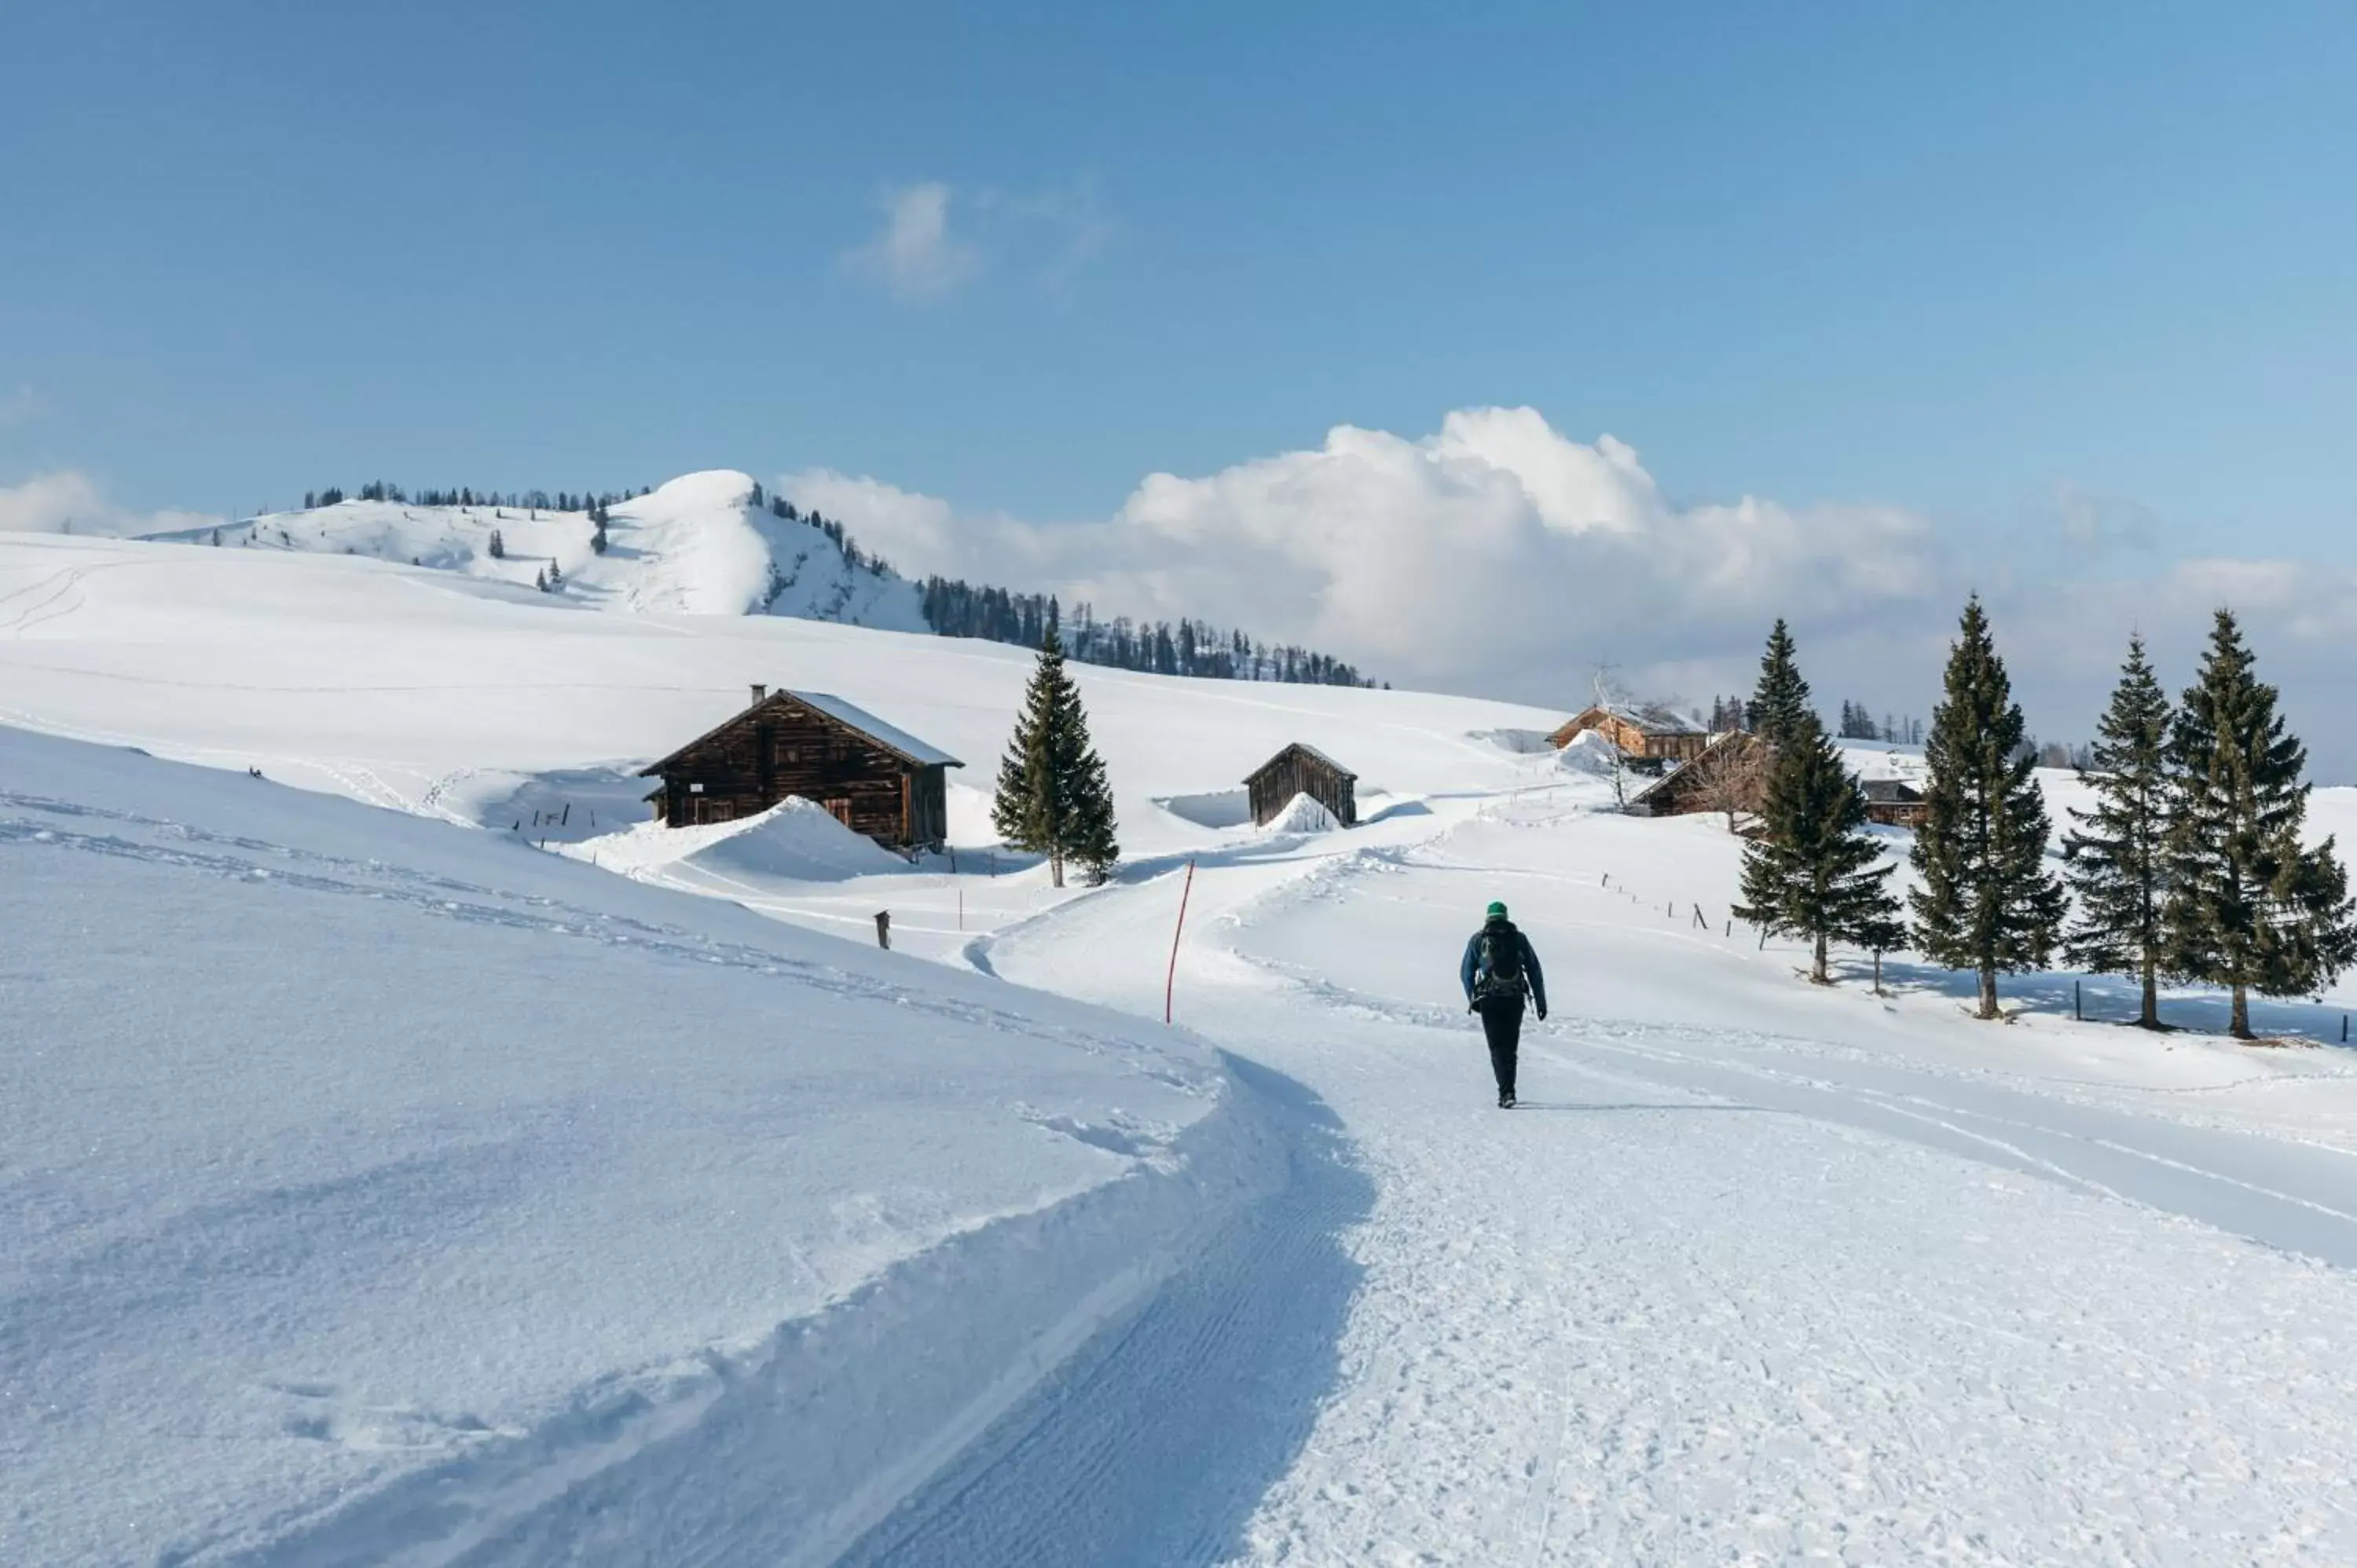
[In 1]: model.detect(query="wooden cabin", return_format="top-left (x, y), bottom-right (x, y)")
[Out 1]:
top-left (1244, 742), bottom-right (1358, 829)
top-left (1861, 778), bottom-right (1930, 828)
top-left (1626, 731), bottom-right (1772, 821)
top-left (640, 685), bottom-right (962, 851)
top-left (1549, 704), bottom-right (1710, 770)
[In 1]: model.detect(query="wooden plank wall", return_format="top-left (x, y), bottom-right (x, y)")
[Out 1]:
top-left (655, 699), bottom-right (937, 846)
top-left (1248, 749), bottom-right (1357, 827)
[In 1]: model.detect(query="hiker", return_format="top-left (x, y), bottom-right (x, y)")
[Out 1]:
top-left (1461, 900), bottom-right (1546, 1108)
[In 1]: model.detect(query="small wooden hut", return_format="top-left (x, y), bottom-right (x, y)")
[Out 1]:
top-left (640, 685), bottom-right (962, 850)
top-left (1549, 704), bottom-right (1710, 769)
top-left (1244, 743), bottom-right (1358, 829)
top-left (1625, 731), bottom-right (1772, 821)
top-left (1861, 778), bottom-right (1930, 828)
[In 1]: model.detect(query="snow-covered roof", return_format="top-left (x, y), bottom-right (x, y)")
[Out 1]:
top-left (1554, 702), bottom-right (1707, 738)
top-left (783, 691), bottom-right (964, 769)
top-left (641, 687), bottom-right (963, 775)
top-left (1245, 742), bottom-right (1358, 782)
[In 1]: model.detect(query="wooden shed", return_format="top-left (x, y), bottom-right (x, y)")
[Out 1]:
top-left (1244, 743), bottom-right (1358, 829)
top-left (1861, 778), bottom-right (1930, 828)
top-left (639, 685), bottom-right (962, 851)
top-left (1549, 704), bottom-right (1710, 769)
top-left (1626, 731), bottom-right (1772, 822)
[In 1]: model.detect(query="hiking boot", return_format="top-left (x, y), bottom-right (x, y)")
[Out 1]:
top-left (1497, 1091), bottom-right (1516, 1109)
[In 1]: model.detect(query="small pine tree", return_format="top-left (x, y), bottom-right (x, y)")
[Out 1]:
top-left (2163, 610), bottom-right (2357, 1039)
top-left (546, 560), bottom-right (563, 589)
top-left (1737, 708), bottom-right (1904, 983)
top-left (1910, 595), bottom-right (2066, 1019)
top-left (2062, 634), bottom-right (2176, 1028)
top-left (592, 518), bottom-right (609, 555)
top-left (1747, 618), bottom-right (1814, 748)
top-left (992, 630), bottom-right (1120, 888)
top-left (488, 528), bottom-right (505, 560)
top-left (210, 526), bottom-right (222, 547)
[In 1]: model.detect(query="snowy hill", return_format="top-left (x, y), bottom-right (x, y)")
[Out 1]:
top-left (146, 468), bottom-right (927, 626)
top-left (1, 724), bottom-right (1281, 1564)
top-left (11, 526), bottom-right (2357, 1562)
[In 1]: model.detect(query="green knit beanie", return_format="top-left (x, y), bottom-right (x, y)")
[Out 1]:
top-left (1486, 900), bottom-right (1508, 921)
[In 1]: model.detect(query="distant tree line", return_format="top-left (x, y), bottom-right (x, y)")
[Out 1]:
top-left (301, 483), bottom-right (653, 512)
top-left (1706, 691), bottom-right (1925, 748)
top-left (920, 577), bottom-right (1376, 687)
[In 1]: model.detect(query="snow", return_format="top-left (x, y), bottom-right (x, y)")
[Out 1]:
top-left (1261, 791), bottom-right (1342, 835)
top-left (9, 517), bottom-right (2357, 1563)
top-left (778, 690), bottom-right (965, 769)
top-left (143, 469), bottom-right (928, 628)
top-left (0, 725), bottom-right (1261, 1565)
top-left (588, 796), bottom-right (915, 883)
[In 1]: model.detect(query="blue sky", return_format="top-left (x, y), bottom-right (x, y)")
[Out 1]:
top-left (3, 2), bottom-right (2351, 539)
top-left (5, 2), bottom-right (2356, 760)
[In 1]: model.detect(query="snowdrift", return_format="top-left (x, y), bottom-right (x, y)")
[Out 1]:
top-left (1263, 791), bottom-right (1343, 834)
top-left (0, 724), bottom-right (1294, 1564)
top-left (588, 797), bottom-right (915, 884)
top-left (1552, 728), bottom-right (1621, 775)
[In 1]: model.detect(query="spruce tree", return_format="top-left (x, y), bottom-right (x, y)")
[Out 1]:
top-left (1909, 596), bottom-right (2066, 1019)
top-left (488, 528), bottom-right (505, 560)
top-left (2163, 610), bottom-right (2357, 1039)
top-left (1736, 709), bottom-right (1904, 984)
top-left (992, 630), bottom-right (1120, 888)
top-left (2062, 634), bottom-right (2176, 1028)
top-left (1747, 618), bottom-right (1813, 748)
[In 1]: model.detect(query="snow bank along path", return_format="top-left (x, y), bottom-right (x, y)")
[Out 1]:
top-left (0, 728), bottom-right (1360, 1565)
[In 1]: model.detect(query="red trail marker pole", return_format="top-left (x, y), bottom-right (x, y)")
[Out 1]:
top-left (1165, 857), bottom-right (1197, 1025)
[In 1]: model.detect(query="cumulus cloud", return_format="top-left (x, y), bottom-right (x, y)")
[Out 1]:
top-left (785, 406), bottom-right (2357, 777)
top-left (841, 183), bottom-right (982, 302)
top-left (0, 470), bottom-right (219, 537)
top-left (792, 407), bottom-right (1948, 689)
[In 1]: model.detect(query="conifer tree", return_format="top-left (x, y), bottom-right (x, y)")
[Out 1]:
top-left (1747, 618), bottom-right (1814, 748)
top-left (1736, 709), bottom-right (1904, 984)
top-left (2163, 610), bottom-right (2357, 1039)
top-left (2062, 634), bottom-right (2176, 1028)
top-left (992, 630), bottom-right (1120, 888)
top-left (1910, 595), bottom-right (2066, 1019)
top-left (488, 528), bottom-right (505, 560)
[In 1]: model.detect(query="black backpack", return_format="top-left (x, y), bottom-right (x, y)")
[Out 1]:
top-left (1475, 925), bottom-right (1525, 998)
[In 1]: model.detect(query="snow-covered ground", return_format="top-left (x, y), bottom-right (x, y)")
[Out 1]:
top-left (141, 469), bottom-right (927, 626)
top-left (8, 527), bottom-right (2357, 1563)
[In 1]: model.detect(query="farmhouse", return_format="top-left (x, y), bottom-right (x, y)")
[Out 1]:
top-left (1549, 704), bottom-right (1711, 770)
top-left (1625, 731), bottom-right (1772, 821)
top-left (1861, 778), bottom-right (1930, 828)
top-left (640, 685), bottom-right (961, 851)
top-left (1244, 742), bottom-right (1358, 829)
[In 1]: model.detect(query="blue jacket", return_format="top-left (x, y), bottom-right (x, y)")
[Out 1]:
top-left (1461, 920), bottom-right (1545, 1013)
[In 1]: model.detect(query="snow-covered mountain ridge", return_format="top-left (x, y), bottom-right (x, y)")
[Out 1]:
top-left (145, 468), bottom-right (926, 628)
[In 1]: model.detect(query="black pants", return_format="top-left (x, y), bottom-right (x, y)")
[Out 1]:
top-left (1477, 995), bottom-right (1525, 1097)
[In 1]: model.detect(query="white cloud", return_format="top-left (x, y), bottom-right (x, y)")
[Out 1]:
top-left (785, 406), bottom-right (2357, 777)
top-left (841, 182), bottom-right (982, 302)
top-left (0, 470), bottom-right (219, 537)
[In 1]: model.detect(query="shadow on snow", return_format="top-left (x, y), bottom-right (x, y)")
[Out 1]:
top-left (833, 1052), bottom-right (1373, 1568)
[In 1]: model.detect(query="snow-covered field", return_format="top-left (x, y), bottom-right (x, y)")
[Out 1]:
top-left (8, 524), bottom-right (2357, 1563)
